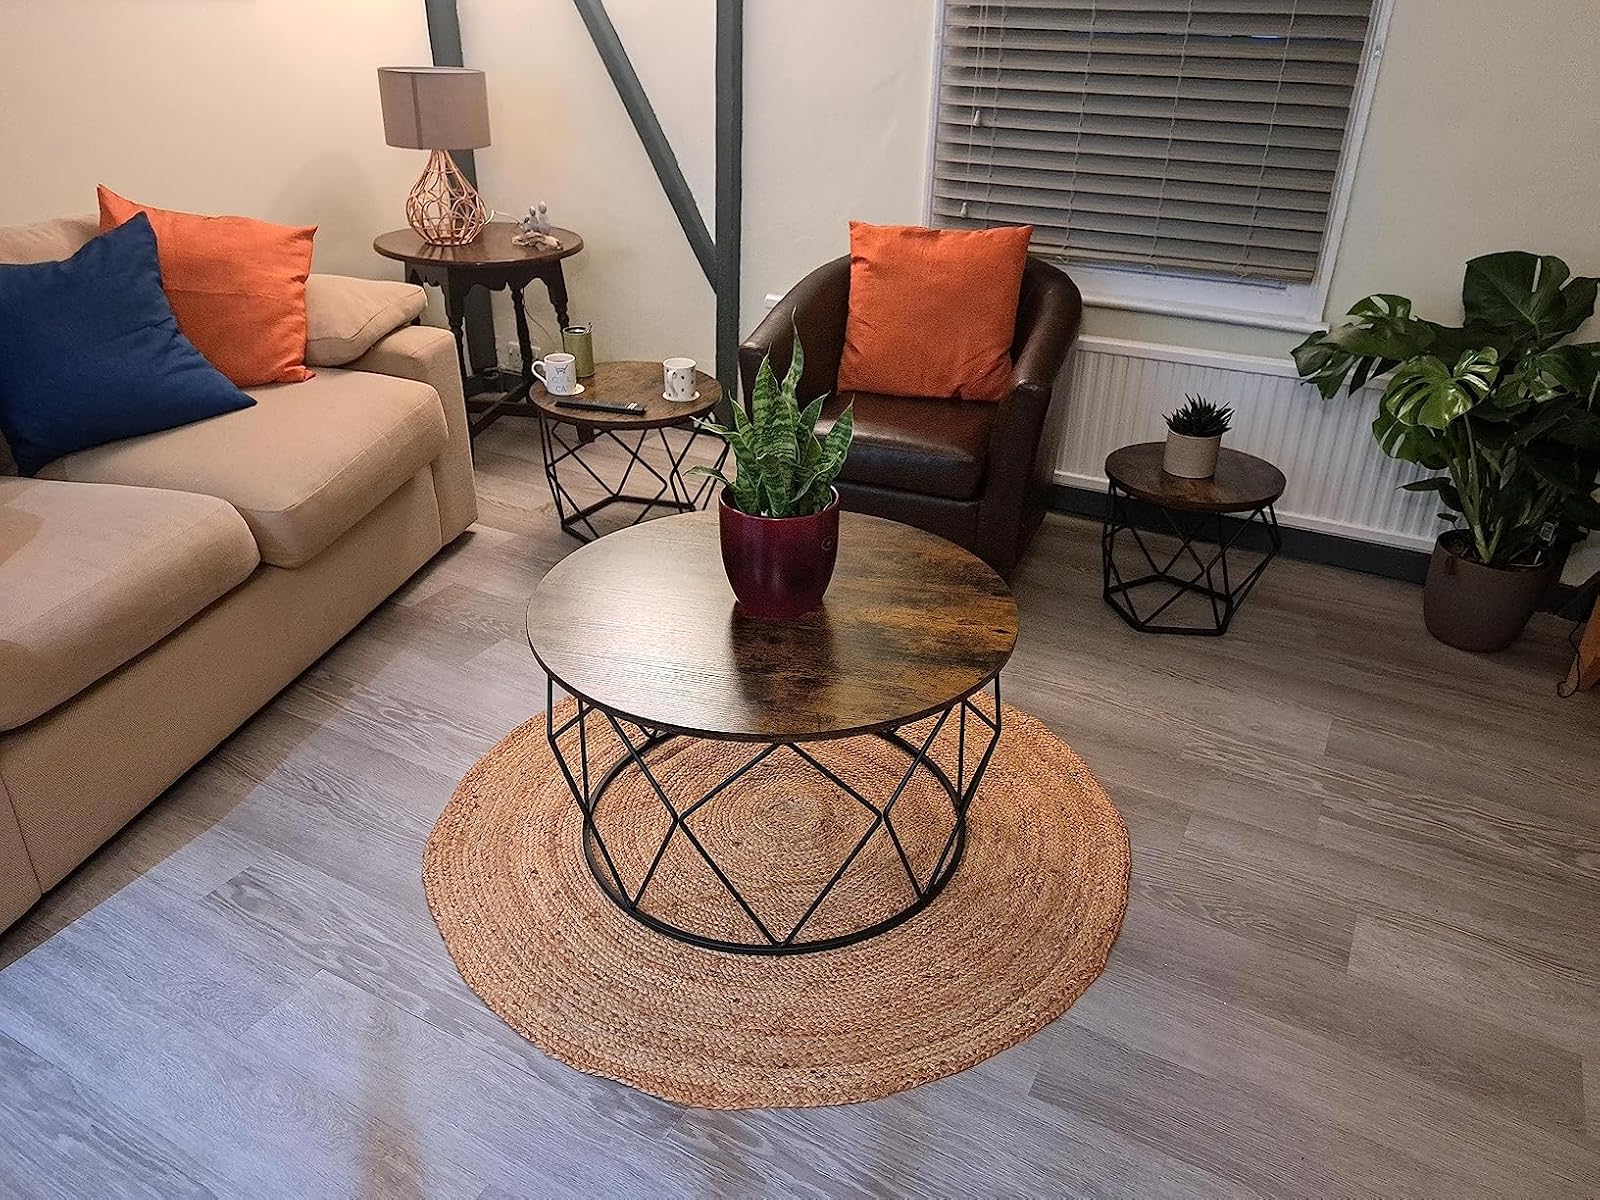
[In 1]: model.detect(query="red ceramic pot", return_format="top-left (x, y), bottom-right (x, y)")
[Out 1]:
top-left (718, 487), bottom-right (841, 619)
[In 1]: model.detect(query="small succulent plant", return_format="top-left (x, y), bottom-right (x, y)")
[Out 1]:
top-left (1165, 393), bottom-right (1233, 438)
top-left (691, 331), bottom-right (854, 518)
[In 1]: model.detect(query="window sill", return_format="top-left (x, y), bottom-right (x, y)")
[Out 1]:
top-left (1052, 262), bottom-right (1328, 334)
top-left (1077, 288), bottom-right (1327, 335)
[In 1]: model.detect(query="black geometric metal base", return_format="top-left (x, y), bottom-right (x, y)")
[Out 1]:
top-left (1102, 482), bottom-right (1282, 636)
top-left (544, 677), bottom-right (1003, 955)
top-left (538, 416), bottom-right (727, 544)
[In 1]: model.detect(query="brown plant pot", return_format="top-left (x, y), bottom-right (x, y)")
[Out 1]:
top-left (1422, 531), bottom-right (1553, 652)
top-left (718, 487), bottom-right (841, 620)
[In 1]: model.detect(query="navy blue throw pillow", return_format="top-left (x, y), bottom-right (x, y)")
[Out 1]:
top-left (0, 212), bottom-right (254, 475)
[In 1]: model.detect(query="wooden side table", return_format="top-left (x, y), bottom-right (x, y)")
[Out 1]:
top-left (374, 222), bottom-right (584, 436)
top-left (1101, 442), bottom-right (1285, 636)
top-left (533, 360), bottom-right (726, 543)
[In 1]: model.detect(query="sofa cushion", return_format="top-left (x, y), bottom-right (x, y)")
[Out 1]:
top-left (99, 186), bottom-right (316, 388)
top-left (837, 221), bottom-right (1031, 403)
top-left (305, 275), bottom-right (428, 367)
top-left (0, 477), bottom-right (259, 731)
top-left (820, 390), bottom-right (994, 501)
top-left (0, 215), bottom-right (99, 477)
top-left (0, 214), bottom-right (97, 266)
top-left (39, 369), bottom-right (448, 568)
top-left (0, 214), bottom-right (256, 476)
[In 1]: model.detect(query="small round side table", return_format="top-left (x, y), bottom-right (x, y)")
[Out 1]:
top-left (374, 222), bottom-right (584, 436)
top-left (533, 361), bottom-right (727, 543)
top-left (1101, 442), bottom-right (1285, 636)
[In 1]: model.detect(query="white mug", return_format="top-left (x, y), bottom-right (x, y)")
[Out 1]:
top-left (533, 352), bottom-right (579, 396)
top-left (663, 357), bottom-right (697, 403)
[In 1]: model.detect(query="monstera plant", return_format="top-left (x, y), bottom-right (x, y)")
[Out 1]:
top-left (692, 331), bottom-right (855, 619)
top-left (1294, 252), bottom-right (1600, 650)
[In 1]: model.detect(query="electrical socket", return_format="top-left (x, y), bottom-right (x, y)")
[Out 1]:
top-left (501, 339), bottom-right (524, 373)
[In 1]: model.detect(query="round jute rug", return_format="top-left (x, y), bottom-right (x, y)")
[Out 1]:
top-left (423, 700), bottom-right (1129, 1109)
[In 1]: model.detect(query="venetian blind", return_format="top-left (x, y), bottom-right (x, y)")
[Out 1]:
top-left (932, 0), bottom-right (1377, 283)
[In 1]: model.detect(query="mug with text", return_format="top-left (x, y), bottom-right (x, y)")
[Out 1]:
top-left (663, 357), bottom-right (697, 403)
top-left (533, 352), bottom-right (579, 396)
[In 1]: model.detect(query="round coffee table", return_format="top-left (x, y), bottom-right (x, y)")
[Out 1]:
top-left (1101, 442), bottom-right (1286, 636)
top-left (534, 361), bottom-right (726, 543)
top-left (526, 511), bottom-right (1018, 955)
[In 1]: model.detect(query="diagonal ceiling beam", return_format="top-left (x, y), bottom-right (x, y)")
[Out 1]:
top-left (573, 0), bottom-right (718, 286)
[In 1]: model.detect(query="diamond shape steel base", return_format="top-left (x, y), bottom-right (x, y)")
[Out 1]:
top-left (545, 676), bottom-right (1003, 955)
top-left (1101, 481), bottom-right (1282, 636)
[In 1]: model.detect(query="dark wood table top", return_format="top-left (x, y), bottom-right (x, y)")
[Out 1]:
top-left (532, 360), bottom-right (722, 430)
top-left (373, 222), bottom-right (583, 270)
top-left (1105, 442), bottom-right (1286, 513)
top-left (527, 512), bottom-right (1017, 741)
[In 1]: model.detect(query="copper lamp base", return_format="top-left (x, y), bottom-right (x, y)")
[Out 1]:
top-left (406, 148), bottom-right (488, 246)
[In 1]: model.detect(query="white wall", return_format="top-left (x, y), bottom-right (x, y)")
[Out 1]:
top-left (458, 0), bottom-right (934, 367)
top-left (2, 0), bottom-right (1596, 575)
top-left (0, 0), bottom-right (434, 278)
top-left (5, 0), bottom-right (1597, 357)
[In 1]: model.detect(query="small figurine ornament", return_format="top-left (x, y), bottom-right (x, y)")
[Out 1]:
top-left (513, 202), bottom-right (563, 251)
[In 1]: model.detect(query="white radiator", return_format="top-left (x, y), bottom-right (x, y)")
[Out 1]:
top-left (1055, 336), bottom-right (1438, 552)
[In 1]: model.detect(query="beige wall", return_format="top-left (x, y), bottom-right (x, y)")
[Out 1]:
top-left (2, 0), bottom-right (1595, 572)
top-left (458, 0), bottom-right (935, 367)
top-left (0, 0), bottom-right (434, 278)
top-left (5, 0), bottom-right (1597, 352)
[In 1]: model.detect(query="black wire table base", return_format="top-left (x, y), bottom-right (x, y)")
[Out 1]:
top-left (537, 415), bottom-right (727, 543)
top-left (544, 676), bottom-right (1004, 955)
top-left (1101, 482), bottom-right (1282, 636)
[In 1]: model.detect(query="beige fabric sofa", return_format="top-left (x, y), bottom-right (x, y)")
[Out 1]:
top-left (0, 215), bottom-right (477, 930)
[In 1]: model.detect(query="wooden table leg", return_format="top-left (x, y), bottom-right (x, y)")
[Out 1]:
top-left (542, 263), bottom-right (571, 329)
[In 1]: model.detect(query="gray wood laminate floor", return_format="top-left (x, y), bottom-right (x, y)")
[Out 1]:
top-left (2, 420), bottom-right (1598, 1199)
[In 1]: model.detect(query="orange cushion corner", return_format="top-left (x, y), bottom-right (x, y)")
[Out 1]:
top-left (97, 185), bottom-right (316, 388)
top-left (837, 221), bottom-right (1032, 403)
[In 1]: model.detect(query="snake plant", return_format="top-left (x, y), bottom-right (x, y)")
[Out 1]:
top-left (1165, 394), bottom-right (1233, 438)
top-left (691, 332), bottom-right (854, 518)
top-left (1294, 252), bottom-right (1600, 569)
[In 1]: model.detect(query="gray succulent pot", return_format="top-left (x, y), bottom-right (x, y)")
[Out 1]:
top-left (1163, 430), bottom-right (1222, 479)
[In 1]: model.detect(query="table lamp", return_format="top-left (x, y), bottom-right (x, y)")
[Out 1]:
top-left (378, 66), bottom-right (491, 246)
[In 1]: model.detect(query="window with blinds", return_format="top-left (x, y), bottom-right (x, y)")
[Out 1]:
top-left (931, 0), bottom-right (1379, 285)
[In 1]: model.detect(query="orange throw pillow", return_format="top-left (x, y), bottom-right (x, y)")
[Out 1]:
top-left (97, 186), bottom-right (315, 387)
top-left (837, 222), bottom-right (1032, 402)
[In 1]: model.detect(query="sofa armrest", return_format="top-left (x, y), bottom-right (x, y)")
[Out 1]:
top-left (348, 325), bottom-right (477, 542)
top-left (304, 274), bottom-right (428, 367)
top-left (739, 255), bottom-right (851, 405)
top-left (976, 260), bottom-right (1084, 570)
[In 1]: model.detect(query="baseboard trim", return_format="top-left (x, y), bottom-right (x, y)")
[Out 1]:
top-left (1049, 484), bottom-right (1591, 616)
top-left (1050, 483), bottom-right (1433, 584)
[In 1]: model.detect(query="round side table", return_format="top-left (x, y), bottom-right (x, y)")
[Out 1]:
top-left (1101, 442), bottom-right (1285, 636)
top-left (374, 222), bottom-right (584, 436)
top-left (527, 511), bottom-right (1017, 955)
top-left (533, 361), bottom-right (726, 543)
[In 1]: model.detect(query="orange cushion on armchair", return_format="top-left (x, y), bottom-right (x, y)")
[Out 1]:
top-left (98, 186), bottom-right (315, 388)
top-left (837, 221), bottom-right (1032, 402)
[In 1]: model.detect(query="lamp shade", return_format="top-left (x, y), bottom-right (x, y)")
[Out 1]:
top-left (378, 67), bottom-right (490, 150)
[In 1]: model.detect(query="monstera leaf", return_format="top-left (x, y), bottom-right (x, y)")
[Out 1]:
top-left (1372, 406), bottom-right (1450, 470)
top-left (1380, 348), bottom-right (1501, 430)
top-left (1292, 294), bottom-right (1436, 398)
top-left (1462, 252), bottom-right (1598, 347)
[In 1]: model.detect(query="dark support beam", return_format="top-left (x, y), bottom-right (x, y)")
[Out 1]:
top-left (714, 0), bottom-right (743, 398)
top-left (573, 0), bottom-right (718, 284)
top-left (424, 0), bottom-right (497, 373)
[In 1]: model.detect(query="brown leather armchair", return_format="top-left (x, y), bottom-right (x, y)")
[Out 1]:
top-left (739, 255), bottom-right (1082, 577)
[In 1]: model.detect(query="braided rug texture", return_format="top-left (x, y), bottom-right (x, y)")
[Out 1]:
top-left (424, 699), bottom-right (1129, 1109)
